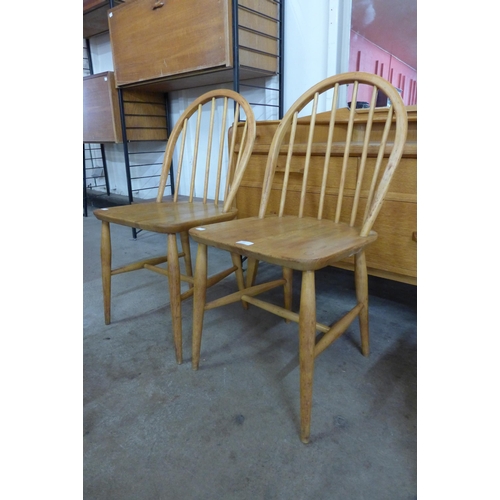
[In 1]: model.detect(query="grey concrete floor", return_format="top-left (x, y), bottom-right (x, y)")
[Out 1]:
top-left (83, 204), bottom-right (417, 500)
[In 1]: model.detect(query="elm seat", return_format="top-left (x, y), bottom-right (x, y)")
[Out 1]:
top-left (192, 215), bottom-right (378, 271)
top-left (95, 201), bottom-right (238, 234)
top-left (188, 72), bottom-right (408, 443)
top-left (93, 89), bottom-right (257, 365)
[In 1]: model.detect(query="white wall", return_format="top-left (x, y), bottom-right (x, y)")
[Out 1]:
top-left (283, 0), bottom-right (351, 111)
top-left (87, 0), bottom-right (351, 199)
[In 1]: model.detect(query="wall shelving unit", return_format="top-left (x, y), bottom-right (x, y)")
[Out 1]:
top-left (83, 0), bottom-right (284, 226)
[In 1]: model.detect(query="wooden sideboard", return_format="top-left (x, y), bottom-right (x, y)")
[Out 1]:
top-left (231, 106), bottom-right (417, 285)
top-left (107, 0), bottom-right (279, 92)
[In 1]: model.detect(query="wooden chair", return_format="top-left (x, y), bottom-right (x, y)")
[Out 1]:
top-left (93, 89), bottom-right (257, 365)
top-left (189, 73), bottom-right (408, 443)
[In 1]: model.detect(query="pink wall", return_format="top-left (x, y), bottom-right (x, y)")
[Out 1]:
top-left (349, 31), bottom-right (417, 106)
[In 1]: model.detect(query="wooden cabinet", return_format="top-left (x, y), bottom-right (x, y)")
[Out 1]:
top-left (232, 107), bottom-right (417, 285)
top-left (108, 0), bottom-right (279, 92)
top-left (83, 71), bottom-right (168, 143)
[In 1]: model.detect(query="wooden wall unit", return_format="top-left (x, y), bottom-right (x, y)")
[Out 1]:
top-left (232, 107), bottom-right (417, 285)
top-left (107, 0), bottom-right (279, 92)
top-left (83, 0), bottom-right (283, 211)
top-left (83, 71), bottom-right (168, 143)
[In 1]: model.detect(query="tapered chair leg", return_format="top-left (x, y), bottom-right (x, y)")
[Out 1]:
top-left (167, 233), bottom-right (183, 364)
top-left (180, 231), bottom-right (193, 288)
top-left (283, 267), bottom-right (293, 322)
top-left (231, 253), bottom-right (245, 290)
top-left (245, 258), bottom-right (259, 288)
top-left (299, 270), bottom-right (316, 444)
top-left (242, 257), bottom-right (259, 311)
top-left (355, 250), bottom-right (370, 357)
top-left (100, 221), bottom-right (112, 325)
top-left (192, 243), bottom-right (208, 370)
top-left (231, 252), bottom-right (248, 310)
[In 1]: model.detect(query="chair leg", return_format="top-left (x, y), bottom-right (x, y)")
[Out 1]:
top-left (246, 258), bottom-right (259, 288)
top-left (180, 231), bottom-right (193, 288)
top-left (355, 250), bottom-right (370, 357)
top-left (192, 243), bottom-right (208, 370)
top-left (283, 267), bottom-right (293, 322)
top-left (299, 270), bottom-right (316, 444)
top-left (100, 221), bottom-right (112, 325)
top-left (243, 258), bottom-right (259, 310)
top-left (167, 233), bottom-right (183, 364)
top-left (231, 252), bottom-right (248, 310)
top-left (231, 252), bottom-right (245, 290)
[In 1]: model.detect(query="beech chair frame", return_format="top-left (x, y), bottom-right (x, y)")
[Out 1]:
top-left (189, 72), bottom-right (408, 443)
top-left (93, 89), bottom-right (257, 364)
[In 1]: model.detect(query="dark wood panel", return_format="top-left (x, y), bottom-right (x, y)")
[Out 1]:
top-left (83, 72), bottom-right (121, 143)
top-left (83, 0), bottom-right (125, 39)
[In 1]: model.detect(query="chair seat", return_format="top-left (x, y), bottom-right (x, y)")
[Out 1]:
top-left (190, 215), bottom-right (378, 271)
top-left (94, 201), bottom-right (238, 234)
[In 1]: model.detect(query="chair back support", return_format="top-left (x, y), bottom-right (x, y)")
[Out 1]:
top-left (156, 89), bottom-right (257, 212)
top-left (259, 72), bottom-right (408, 237)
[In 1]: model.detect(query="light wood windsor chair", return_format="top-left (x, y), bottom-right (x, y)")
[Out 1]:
top-left (188, 73), bottom-right (408, 443)
top-left (93, 89), bottom-right (257, 365)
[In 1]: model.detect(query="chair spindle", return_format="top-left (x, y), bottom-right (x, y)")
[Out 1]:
top-left (225, 103), bottom-right (242, 202)
top-left (189, 104), bottom-right (203, 202)
top-left (299, 92), bottom-right (319, 218)
top-left (214, 97), bottom-right (229, 205)
top-left (203, 98), bottom-right (217, 203)
top-left (335, 80), bottom-right (359, 223)
top-left (172, 119), bottom-right (189, 203)
top-left (349, 84), bottom-right (378, 227)
top-left (278, 111), bottom-right (298, 217)
top-left (318, 83), bottom-right (340, 220)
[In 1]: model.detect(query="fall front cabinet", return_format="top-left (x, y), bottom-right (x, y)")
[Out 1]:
top-left (108, 0), bottom-right (279, 91)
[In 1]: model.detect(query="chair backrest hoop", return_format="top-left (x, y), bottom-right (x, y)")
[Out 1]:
top-left (156, 89), bottom-right (257, 213)
top-left (258, 72), bottom-right (408, 237)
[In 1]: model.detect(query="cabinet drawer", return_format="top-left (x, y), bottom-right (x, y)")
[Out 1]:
top-left (235, 184), bottom-right (417, 283)
top-left (365, 199), bottom-right (417, 278)
top-left (109, 0), bottom-right (231, 87)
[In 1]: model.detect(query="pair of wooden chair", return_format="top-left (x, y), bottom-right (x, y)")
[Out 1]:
top-left (93, 73), bottom-right (408, 443)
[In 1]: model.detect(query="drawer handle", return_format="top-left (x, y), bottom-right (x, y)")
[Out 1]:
top-left (153, 1), bottom-right (164, 9)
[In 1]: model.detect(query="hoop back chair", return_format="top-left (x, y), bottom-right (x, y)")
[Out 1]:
top-left (93, 89), bottom-right (257, 364)
top-left (189, 73), bottom-right (408, 443)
